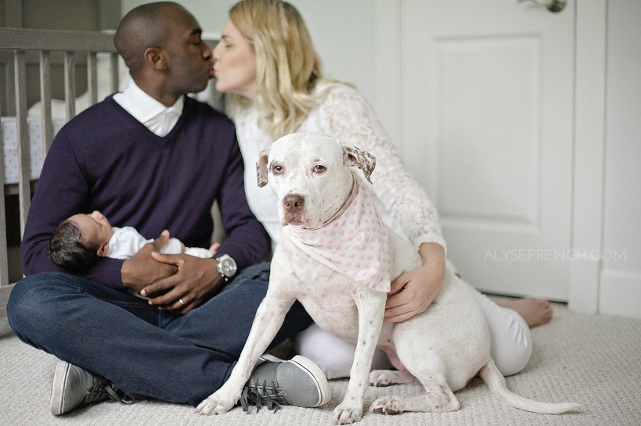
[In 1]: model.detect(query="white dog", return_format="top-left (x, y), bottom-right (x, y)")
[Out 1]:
top-left (196, 132), bottom-right (579, 424)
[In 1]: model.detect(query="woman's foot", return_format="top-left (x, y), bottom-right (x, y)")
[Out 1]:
top-left (498, 297), bottom-right (553, 328)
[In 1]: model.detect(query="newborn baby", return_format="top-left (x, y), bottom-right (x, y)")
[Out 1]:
top-left (48, 210), bottom-right (215, 272)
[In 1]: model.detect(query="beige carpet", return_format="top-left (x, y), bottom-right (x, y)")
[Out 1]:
top-left (2, 300), bottom-right (640, 426)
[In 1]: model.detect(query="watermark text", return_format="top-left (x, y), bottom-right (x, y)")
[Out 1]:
top-left (484, 248), bottom-right (626, 262)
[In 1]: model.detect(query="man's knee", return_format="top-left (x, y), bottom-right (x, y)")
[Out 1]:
top-left (7, 273), bottom-right (76, 334)
top-left (8, 275), bottom-right (42, 324)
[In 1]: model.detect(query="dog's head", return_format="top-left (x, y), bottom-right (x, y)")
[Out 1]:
top-left (256, 132), bottom-right (376, 229)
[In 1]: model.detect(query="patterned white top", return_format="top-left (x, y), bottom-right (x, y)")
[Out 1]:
top-left (285, 174), bottom-right (391, 292)
top-left (232, 81), bottom-right (446, 253)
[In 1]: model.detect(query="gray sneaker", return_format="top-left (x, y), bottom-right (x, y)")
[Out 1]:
top-left (241, 354), bottom-right (331, 412)
top-left (50, 360), bottom-right (132, 415)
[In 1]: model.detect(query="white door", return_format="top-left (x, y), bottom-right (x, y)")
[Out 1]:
top-left (401, 0), bottom-right (575, 300)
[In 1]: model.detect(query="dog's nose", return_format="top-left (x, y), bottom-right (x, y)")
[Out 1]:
top-left (283, 194), bottom-right (305, 213)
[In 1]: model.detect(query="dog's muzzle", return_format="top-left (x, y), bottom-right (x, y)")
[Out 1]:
top-left (283, 194), bottom-right (305, 225)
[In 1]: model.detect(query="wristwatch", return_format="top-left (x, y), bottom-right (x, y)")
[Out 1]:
top-left (214, 253), bottom-right (237, 282)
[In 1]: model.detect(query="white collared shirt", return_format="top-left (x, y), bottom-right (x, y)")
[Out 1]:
top-left (113, 79), bottom-right (184, 137)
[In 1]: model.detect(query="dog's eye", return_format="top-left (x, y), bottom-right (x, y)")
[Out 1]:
top-left (272, 165), bottom-right (284, 174)
top-left (314, 165), bottom-right (326, 174)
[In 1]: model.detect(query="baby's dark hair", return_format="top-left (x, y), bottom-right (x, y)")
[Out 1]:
top-left (48, 220), bottom-right (101, 272)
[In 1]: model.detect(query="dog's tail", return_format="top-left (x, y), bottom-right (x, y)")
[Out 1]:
top-left (479, 358), bottom-right (580, 414)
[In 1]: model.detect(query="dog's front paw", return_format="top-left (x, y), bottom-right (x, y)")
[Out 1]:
top-left (369, 396), bottom-right (403, 415)
top-left (332, 403), bottom-right (364, 424)
top-left (195, 391), bottom-right (237, 416)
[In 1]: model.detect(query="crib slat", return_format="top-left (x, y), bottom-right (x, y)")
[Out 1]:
top-left (110, 52), bottom-right (119, 94)
top-left (88, 52), bottom-right (98, 106)
top-left (3, 55), bottom-right (16, 117)
top-left (39, 51), bottom-right (53, 152)
top-left (64, 51), bottom-right (76, 121)
top-left (14, 50), bottom-right (31, 238)
top-left (0, 97), bottom-right (9, 290)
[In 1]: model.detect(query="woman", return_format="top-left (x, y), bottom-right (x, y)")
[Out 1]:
top-left (212, 0), bottom-right (552, 378)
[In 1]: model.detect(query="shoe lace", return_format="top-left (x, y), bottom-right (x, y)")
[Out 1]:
top-left (85, 380), bottom-right (135, 405)
top-left (240, 380), bottom-right (287, 413)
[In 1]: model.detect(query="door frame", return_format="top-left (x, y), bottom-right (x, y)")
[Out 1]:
top-left (570, 0), bottom-right (606, 314)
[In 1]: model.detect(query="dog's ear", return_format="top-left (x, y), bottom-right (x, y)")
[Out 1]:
top-left (342, 144), bottom-right (376, 184)
top-left (256, 147), bottom-right (270, 188)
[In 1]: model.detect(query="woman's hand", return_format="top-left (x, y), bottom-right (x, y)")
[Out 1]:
top-left (384, 242), bottom-right (445, 323)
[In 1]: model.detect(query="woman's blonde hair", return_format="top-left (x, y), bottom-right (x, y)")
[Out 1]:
top-left (229, 0), bottom-right (324, 139)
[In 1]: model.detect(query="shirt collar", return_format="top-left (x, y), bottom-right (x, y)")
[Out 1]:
top-left (117, 79), bottom-right (184, 124)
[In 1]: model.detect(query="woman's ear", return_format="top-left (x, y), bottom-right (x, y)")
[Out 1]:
top-left (144, 47), bottom-right (168, 70)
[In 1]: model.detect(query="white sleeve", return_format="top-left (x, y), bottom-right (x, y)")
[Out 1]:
top-left (107, 227), bottom-right (197, 259)
top-left (319, 84), bottom-right (446, 252)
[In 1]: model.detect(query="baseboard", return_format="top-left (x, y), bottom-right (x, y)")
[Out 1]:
top-left (599, 269), bottom-right (641, 318)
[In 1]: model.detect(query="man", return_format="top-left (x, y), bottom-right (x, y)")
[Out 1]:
top-left (7, 2), bottom-right (328, 415)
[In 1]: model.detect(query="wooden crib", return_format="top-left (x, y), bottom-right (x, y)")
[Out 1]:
top-left (0, 28), bottom-right (221, 316)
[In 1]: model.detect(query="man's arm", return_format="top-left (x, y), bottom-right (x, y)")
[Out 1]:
top-left (20, 129), bottom-right (175, 289)
top-left (212, 132), bottom-right (271, 267)
top-left (20, 131), bottom-right (127, 286)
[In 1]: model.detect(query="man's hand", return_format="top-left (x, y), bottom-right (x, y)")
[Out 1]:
top-left (384, 242), bottom-right (445, 323)
top-left (121, 230), bottom-right (177, 294)
top-left (141, 253), bottom-right (223, 314)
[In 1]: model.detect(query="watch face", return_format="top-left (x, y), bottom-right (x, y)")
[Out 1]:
top-left (217, 255), bottom-right (237, 278)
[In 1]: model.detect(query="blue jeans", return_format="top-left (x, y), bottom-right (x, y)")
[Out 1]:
top-left (7, 263), bottom-right (312, 406)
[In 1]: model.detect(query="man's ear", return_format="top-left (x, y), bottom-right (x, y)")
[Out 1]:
top-left (342, 144), bottom-right (376, 184)
top-left (144, 47), bottom-right (168, 70)
top-left (256, 147), bottom-right (271, 188)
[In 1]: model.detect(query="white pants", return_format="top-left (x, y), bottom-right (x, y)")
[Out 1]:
top-left (294, 288), bottom-right (532, 379)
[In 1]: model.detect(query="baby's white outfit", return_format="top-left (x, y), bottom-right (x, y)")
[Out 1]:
top-left (106, 226), bottom-right (212, 259)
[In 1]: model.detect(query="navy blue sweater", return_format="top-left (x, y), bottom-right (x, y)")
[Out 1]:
top-left (21, 95), bottom-right (270, 288)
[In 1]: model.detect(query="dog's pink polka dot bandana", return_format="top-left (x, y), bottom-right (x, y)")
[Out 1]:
top-left (286, 175), bottom-right (391, 292)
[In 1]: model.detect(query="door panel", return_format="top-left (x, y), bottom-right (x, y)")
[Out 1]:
top-left (402, 0), bottom-right (575, 300)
